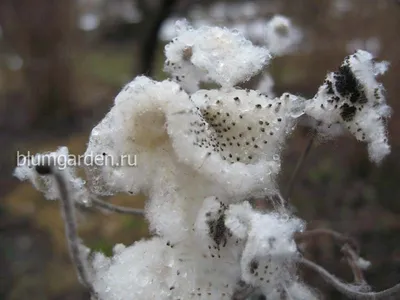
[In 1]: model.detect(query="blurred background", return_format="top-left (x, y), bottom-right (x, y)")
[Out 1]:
top-left (0, 0), bottom-right (399, 299)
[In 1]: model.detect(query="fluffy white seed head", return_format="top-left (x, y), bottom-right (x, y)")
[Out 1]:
top-left (84, 76), bottom-right (193, 196)
top-left (13, 147), bottom-right (89, 204)
top-left (13, 18), bottom-right (394, 300)
top-left (92, 235), bottom-right (242, 300)
top-left (92, 201), bottom-right (307, 300)
top-left (237, 206), bottom-right (304, 291)
top-left (265, 15), bottom-right (302, 56)
top-left (84, 76), bottom-right (305, 245)
top-left (164, 20), bottom-right (271, 88)
top-left (305, 50), bottom-right (391, 163)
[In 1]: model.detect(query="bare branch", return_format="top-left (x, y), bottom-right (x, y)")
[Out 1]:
top-left (91, 197), bottom-right (144, 216)
top-left (300, 257), bottom-right (400, 299)
top-left (51, 168), bottom-right (97, 298)
top-left (341, 244), bottom-right (367, 286)
top-left (284, 132), bottom-right (315, 200)
top-left (295, 228), bottom-right (360, 254)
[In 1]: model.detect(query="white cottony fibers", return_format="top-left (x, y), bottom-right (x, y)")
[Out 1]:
top-left (13, 20), bottom-right (393, 300)
top-left (14, 147), bottom-right (90, 204)
top-left (172, 89), bottom-right (302, 198)
top-left (225, 202), bottom-right (304, 294)
top-left (265, 15), bottom-right (302, 56)
top-left (257, 73), bottom-right (275, 98)
top-left (84, 75), bottom-right (305, 243)
top-left (84, 76), bottom-right (195, 196)
top-left (92, 201), bottom-right (305, 300)
top-left (164, 20), bottom-right (271, 88)
top-left (305, 50), bottom-right (391, 163)
top-left (91, 236), bottom-right (241, 300)
top-left (266, 282), bottom-right (321, 300)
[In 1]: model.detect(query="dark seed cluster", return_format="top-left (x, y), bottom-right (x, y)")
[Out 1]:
top-left (206, 201), bottom-right (232, 258)
top-left (169, 281), bottom-right (232, 299)
top-left (311, 52), bottom-right (388, 145)
top-left (317, 53), bottom-right (383, 124)
top-left (188, 91), bottom-right (286, 165)
top-left (247, 255), bottom-right (280, 285)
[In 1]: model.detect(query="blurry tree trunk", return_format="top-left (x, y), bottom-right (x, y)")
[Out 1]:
top-left (135, 0), bottom-right (178, 76)
top-left (0, 0), bottom-right (78, 129)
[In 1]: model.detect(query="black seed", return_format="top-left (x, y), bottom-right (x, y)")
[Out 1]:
top-left (35, 165), bottom-right (51, 175)
top-left (326, 80), bottom-right (334, 94)
top-left (249, 259), bottom-right (259, 274)
top-left (340, 103), bottom-right (357, 121)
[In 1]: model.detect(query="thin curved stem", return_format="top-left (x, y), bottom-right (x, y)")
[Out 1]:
top-left (285, 132), bottom-right (315, 200)
top-left (295, 228), bottom-right (360, 254)
top-left (300, 257), bottom-right (400, 299)
top-left (91, 197), bottom-right (144, 216)
top-left (52, 169), bottom-right (97, 298)
top-left (341, 244), bottom-right (367, 286)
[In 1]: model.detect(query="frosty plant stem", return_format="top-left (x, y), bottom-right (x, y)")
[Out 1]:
top-left (46, 165), bottom-right (97, 298)
top-left (299, 258), bottom-right (400, 299)
top-left (284, 131), bottom-right (316, 200)
top-left (90, 197), bottom-right (144, 216)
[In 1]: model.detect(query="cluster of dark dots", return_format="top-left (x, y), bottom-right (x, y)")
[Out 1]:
top-left (185, 282), bottom-right (231, 299)
top-left (319, 54), bottom-right (385, 125)
top-left (206, 201), bottom-right (231, 258)
top-left (313, 55), bottom-right (389, 146)
top-left (203, 200), bottom-right (244, 262)
top-left (165, 60), bottom-right (178, 72)
top-left (170, 266), bottom-right (232, 299)
top-left (346, 121), bottom-right (367, 141)
top-left (165, 56), bottom-right (188, 84)
top-left (247, 256), bottom-right (280, 285)
top-left (187, 93), bottom-right (284, 165)
top-left (340, 103), bottom-right (357, 122)
top-left (334, 64), bottom-right (367, 104)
